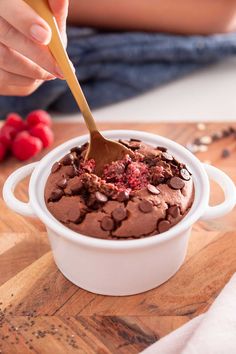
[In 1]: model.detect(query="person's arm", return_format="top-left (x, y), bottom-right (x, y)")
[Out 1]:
top-left (68, 0), bottom-right (236, 35)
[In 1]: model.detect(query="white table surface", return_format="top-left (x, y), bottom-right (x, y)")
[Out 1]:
top-left (59, 57), bottom-right (236, 123)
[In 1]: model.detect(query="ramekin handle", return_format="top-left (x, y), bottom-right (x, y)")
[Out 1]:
top-left (3, 162), bottom-right (38, 218)
top-left (200, 163), bottom-right (236, 220)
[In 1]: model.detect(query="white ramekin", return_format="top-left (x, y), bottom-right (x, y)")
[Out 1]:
top-left (3, 130), bottom-right (236, 296)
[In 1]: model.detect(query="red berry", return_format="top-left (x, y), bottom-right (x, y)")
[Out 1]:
top-left (12, 132), bottom-right (42, 161)
top-left (5, 113), bottom-right (26, 132)
top-left (0, 125), bottom-right (18, 148)
top-left (29, 123), bottom-right (54, 148)
top-left (26, 110), bottom-right (52, 128)
top-left (0, 142), bottom-right (7, 161)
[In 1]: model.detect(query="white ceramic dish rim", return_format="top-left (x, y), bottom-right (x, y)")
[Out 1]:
top-left (4, 130), bottom-right (236, 250)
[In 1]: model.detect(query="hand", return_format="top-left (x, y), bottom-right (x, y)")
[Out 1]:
top-left (0, 0), bottom-right (68, 97)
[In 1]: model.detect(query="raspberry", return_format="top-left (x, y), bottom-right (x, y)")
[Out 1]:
top-left (5, 113), bottom-right (26, 132)
top-left (0, 125), bottom-right (18, 148)
top-left (12, 132), bottom-right (42, 161)
top-left (0, 142), bottom-right (7, 161)
top-left (29, 123), bottom-right (54, 148)
top-left (26, 110), bottom-right (52, 128)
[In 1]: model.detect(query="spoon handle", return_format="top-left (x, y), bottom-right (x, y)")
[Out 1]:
top-left (25, 0), bottom-right (98, 133)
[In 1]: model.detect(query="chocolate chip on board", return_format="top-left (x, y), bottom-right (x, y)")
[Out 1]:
top-left (168, 176), bottom-right (185, 190)
top-left (158, 220), bottom-right (171, 233)
top-left (168, 205), bottom-right (180, 218)
top-left (212, 131), bottom-right (223, 141)
top-left (95, 191), bottom-right (108, 203)
top-left (50, 189), bottom-right (64, 202)
top-left (222, 129), bottom-right (230, 138)
top-left (101, 216), bottom-right (115, 231)
top-left (222, 149), bottom-right (230, 158)
top-left (147, 184), bottom-right (160, 195)
top-left (112, 207), bottom-right (127, 222)
top-left (180, 168), bottom-right (191, 181)
top-left (51, 162), bottom-right (61, 173)
top-left (139, 200), bottom-right (153, 213)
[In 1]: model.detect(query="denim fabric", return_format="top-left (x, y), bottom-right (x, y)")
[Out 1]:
top-left (0, 28), bottom-right (236, 118)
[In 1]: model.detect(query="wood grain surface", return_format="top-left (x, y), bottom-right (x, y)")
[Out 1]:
top-left (0, 121), bottom-right (235, 354)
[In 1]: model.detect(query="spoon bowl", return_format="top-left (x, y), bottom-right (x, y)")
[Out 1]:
top-left (86, 131), bottom-right (133, 175)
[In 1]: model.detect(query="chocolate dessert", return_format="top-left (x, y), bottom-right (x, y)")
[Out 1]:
top-left (45, 139), bottom-right (194, 240)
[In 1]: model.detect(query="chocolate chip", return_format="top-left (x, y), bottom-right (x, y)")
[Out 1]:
top-left (147, 184), bottom-right (160, 195)
top-left (118, 139), bottom-right (140, 150)
top-left (193, 138), bottom-right (201, 146)
top-left (152, 174), bottom-right (165, 185)
top-left (222, 149), bottom-right (230, 158)
top-left (162, 152), bottom-right (173, 161)
top-left (228, 126), bottom-right (235, 134)
top-left (157, 146), bottom-right (167, 152)
top-left (61, 153), bottom-right (74, 166)
top-left (57, 178), bottom-right (67, 189)
top-left (168, 205), bottom-right (180, 218)
top-left (95, 191), bottom-right (108, 203)
top-left (117, 190), bottom-right (130, 202)
top-left (51, 162), bottom-right (61, 173)
top-left (50, 189), bottom-right (63, 202)
top-left (139, 200), bottom-right (153, 213)
top-left (130, 141), bottom-right (141, 149)
top-left (168, 177), bottom-right (185, 190)
top-left (86, 194), bottom-right (97, 208)
top-left (70, 146), bottom-right (82, 155)
top-left (158, 220), bottom-right (171, 233)
top-left (180, 168), bottom-right (191, 181)
top-left (130, 138), bottom-right (141, 142)
top-left (66, 165), bottom-right (76, 178)
top-left (212, 132), bottom-right (223, 141)
top-left (223, 129), bottom-right (230, 138)
top-left (119, 139), bottom-right (131, 148)
top-left (70, 178), bottom-right (83, 194)
top-left (112, 207), bottom-right (127, 221)
top-left (67, 209), bottom-right (81, 223)
top-left (101, 216), bottom-right (115, 231)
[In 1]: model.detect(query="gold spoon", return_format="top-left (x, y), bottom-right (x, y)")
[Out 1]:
top-left (25, 0), bottom-right (132, 175)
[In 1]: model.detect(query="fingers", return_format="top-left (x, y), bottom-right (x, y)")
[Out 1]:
top-left (0, 69), bottom-right (40, 87)
top-left (49, 0), bottom-right (68, 31)
top-left (0, 17), bottom-right (62, 78)
top-left (0, 43), bottom-right (55, 81)
top-left (0, 0), bottom-right (51, 45)
top-left (0, 71), bottom-right (43, 96)
top-left (49, 0), bottom-right (68, 45)
top-left (1, 82), bottom-right (43, 96)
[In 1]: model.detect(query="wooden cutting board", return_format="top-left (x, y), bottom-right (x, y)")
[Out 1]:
top-left (0, 122), bottom-right (235, 354)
